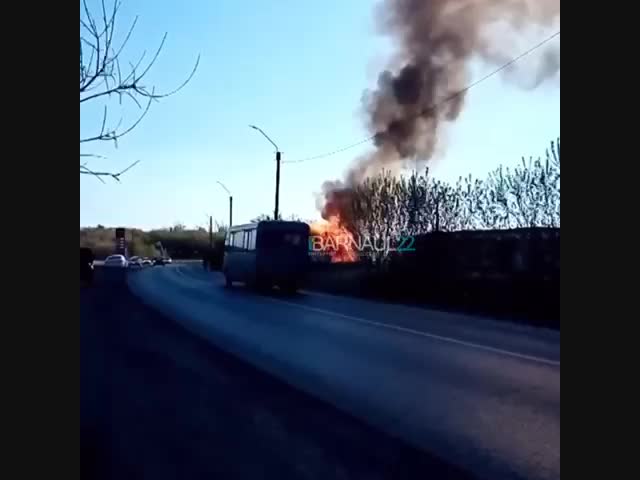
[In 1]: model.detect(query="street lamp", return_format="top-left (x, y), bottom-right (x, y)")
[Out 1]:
top-left (216, 181), bottom-right (233, 229)
top-left (249, 124), bottom-right (281, 220)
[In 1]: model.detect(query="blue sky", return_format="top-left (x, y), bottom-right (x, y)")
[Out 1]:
top-left (80, 0), bottom-right (560, 230)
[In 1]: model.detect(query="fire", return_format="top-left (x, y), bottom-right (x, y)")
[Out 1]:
top-left (309, 216), bottom-right (358, 263)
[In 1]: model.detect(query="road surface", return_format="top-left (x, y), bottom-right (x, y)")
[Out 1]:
top-left (82, 280), bottom-right (474, 480)
top-left (128, 265), bottom-right (560, 480)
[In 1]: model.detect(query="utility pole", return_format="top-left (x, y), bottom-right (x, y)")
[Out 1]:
top-left (217, 181), bottom-right (233, 229)
top-left (274, 151), bottom-right (281, 221)
top-left (249, 125), bottom-right (281, 220)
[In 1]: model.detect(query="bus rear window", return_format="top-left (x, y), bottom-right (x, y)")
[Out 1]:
top-left (258, 231), bottom-right (304, 248)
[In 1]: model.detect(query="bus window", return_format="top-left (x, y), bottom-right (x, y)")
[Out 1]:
top-left (284, 233), bottom-right (302, 246)
top-left (244, 230), bottom-right (256, 251)
top-left (233, 230), bottom-right (245, 250)
top-left (259, 231), bottom-right (304, 248)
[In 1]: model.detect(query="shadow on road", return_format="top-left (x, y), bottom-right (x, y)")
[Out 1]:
top-left (81, 280), bottom-right (478, 480)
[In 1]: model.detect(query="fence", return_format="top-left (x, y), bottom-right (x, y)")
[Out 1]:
top-left (306, 227), bottom-right (560, 327)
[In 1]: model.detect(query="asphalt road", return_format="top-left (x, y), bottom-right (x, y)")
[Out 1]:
top-left (81, 280), bottom-right (476, 480)
top-left (128, 265), bottom-right (560, 480)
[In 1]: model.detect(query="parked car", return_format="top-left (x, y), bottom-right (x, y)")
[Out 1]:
top-left (142, 258), bottom-right (153, 266)
top-left (153, 257), bottom-right (166, 266)
top-left (128, 256), bottom-right (142, 267)
top-left (104, 254), bottom-right (128, 268)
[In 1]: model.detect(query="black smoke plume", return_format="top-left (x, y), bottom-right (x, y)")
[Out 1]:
top-left (320, 0), bottom-right (560, 223)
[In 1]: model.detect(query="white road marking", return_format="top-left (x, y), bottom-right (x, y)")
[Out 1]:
top-left (265, 297), bottom-right (561, 367)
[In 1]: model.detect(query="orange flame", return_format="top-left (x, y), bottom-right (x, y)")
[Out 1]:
top-left (309, 216), bottom-right (358, 263)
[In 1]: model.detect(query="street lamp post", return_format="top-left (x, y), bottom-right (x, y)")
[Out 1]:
top-left (216, 181), bottom-right (233, 229)
top-left (249, 125), bottom-right (281, 220)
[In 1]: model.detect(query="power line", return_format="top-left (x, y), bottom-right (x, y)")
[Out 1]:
top-left (283, 30), bottom-right (560, 164)
top-left (283, 136), bottom-right (376, 164)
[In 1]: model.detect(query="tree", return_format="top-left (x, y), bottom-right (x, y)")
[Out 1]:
top-left (250, 213), bottom-right (303, 222)
top-left (213, 220), bottom-right (228, 235)
top-left (251, 213), bottom-right (279, 222)
top-left (346, 138), bottom-right (560, 251)
top-left (80, 0), bottom-right (199, 182)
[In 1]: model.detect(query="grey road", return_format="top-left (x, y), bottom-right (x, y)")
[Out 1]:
top-left (128, 265), bottom-right (560, 480)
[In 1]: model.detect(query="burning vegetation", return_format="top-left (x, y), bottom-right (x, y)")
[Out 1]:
top-left (309, 217), bottom-right (358, 263)
top-left (317, 0), bottom-right (560, 230)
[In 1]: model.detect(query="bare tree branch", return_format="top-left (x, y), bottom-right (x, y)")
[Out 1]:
top-left (79, 42), bottom-right (200, 105)
top-left (80, 0), bottom-right (198, 180)
top-left (80, 164), bottom-right (107, 184)
top-left (80, 91), bottom-right (153, 144)
top-left (115, 159), bottom-right (141, 176)
top-left (80, 160), bottom-right (140, 182)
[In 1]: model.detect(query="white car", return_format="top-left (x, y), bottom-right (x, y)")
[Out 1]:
top-left (104, 254), bottom-right (128, 268)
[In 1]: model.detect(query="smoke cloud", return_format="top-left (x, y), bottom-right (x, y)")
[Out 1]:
top-left (320, 0), bottom-right (560, 223)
